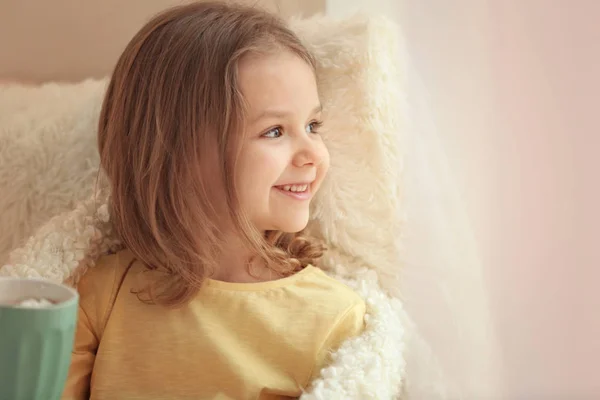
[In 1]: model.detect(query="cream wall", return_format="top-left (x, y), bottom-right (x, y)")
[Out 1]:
top-left (394, 0), bottom-right (600, 398)
top-left (0, 0), bottom-right (324, 82)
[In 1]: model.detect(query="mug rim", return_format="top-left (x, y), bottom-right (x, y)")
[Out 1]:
top-left (0, 277), bottom-right (79, 310)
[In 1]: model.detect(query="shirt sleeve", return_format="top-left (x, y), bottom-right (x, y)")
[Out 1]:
top-left (61, 255), bottom-right (121, 400)
top-left (310, 298), bottom-right (367, 383)
top-left (61, 304), bottom-right (98, 400)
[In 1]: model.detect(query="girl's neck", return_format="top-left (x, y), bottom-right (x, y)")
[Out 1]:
top-left (211, 233), bottom-right (282, 284)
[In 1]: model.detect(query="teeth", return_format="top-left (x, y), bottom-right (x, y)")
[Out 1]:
top-left (292, 184), bottom-right (307, 192)
top-left (280, 184), bottom-right (308, 192)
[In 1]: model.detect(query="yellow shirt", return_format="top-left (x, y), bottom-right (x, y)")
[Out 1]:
top-left (62, 249), bottom-right (365, 400)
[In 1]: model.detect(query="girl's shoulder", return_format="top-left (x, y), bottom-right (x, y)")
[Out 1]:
top-left (302, 265), bottom-right (364, 306)
top-left (75, 249), bottom-right (136, 336)
top-left (77, 248), bottom-right (136, 294)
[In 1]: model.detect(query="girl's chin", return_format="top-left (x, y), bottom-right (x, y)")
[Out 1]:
top-left (261, 217), bottom-right (310, 234)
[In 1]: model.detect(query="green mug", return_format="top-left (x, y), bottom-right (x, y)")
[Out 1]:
top-left (0, 277), bottom-right (79, 400)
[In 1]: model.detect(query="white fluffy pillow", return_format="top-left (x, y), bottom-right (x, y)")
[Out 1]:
top-left (0, 15), bottom-right (407, 292)
top-left (0, 81), bottom-right (106, 265)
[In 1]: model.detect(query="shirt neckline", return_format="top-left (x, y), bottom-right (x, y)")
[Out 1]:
top-left (204, 265), bottom-right (318, 291)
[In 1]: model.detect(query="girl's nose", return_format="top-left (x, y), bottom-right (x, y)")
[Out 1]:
top-left (292, 134), bottom-right (323, 168)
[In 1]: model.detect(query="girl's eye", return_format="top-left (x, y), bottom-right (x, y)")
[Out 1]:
top-left (306, 120), bottom-right (323, 134)
top-left (262, 127), bottom-right (283, 138)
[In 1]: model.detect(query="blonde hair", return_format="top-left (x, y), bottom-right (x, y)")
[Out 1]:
top-left (98, 1), bottom-right (324, 307)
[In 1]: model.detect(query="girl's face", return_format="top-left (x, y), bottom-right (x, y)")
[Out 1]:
top-left (235, 51), bottom-right (329, 233)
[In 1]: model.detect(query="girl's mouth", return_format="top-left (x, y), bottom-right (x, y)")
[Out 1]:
top-left (273, 183), bottom-right (312, 200)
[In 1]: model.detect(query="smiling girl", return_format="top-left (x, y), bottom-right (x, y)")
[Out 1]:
top-left (62, 2), bottom-right (366, 399)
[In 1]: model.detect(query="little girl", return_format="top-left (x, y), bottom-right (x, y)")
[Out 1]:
top-left (62, 2), bottom-right (366, 399)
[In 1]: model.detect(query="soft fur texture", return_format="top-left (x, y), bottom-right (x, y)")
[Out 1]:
top-left (0, 80), bottom-right (106, 266)
top-left (0, 14), bottom-right (408, 399)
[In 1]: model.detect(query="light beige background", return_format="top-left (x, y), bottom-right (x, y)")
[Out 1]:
top-left (395, 1), bottom-right (600, 398)
top-left (0, 0), bottom-right (324, 82)
top-left (1, 0), bottom-right (598, 398)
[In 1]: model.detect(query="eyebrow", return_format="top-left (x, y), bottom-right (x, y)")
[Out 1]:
top-left (251, 104), bottom-right (323, 124)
